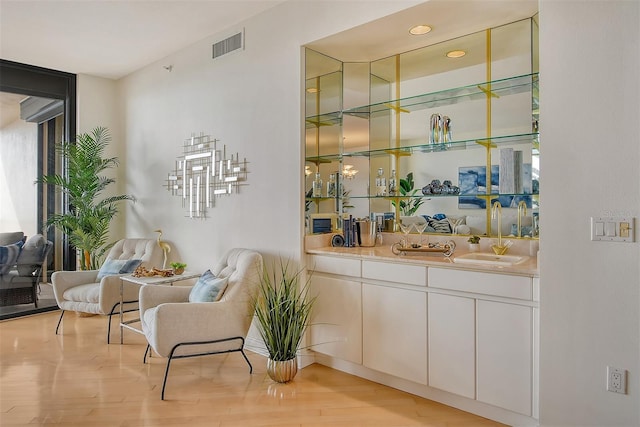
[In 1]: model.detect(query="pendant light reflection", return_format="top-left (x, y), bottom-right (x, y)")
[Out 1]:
top-left (342, 164), bottom-right (358, 179)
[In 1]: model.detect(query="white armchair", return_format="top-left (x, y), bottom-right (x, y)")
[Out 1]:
top-left (139, 248), bottom-right (263, 400)
top-left (52, 238), bottom-right (163, 343)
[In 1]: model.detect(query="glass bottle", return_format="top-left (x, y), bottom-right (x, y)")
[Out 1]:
top-left (375, 168), bottom-right (386, 196)
top-left (312, 172), bottom-right (323, 198)
top-left (327, 173), bottom-right (336, 197)
top-left (388, 169), bottom-right (397, 196)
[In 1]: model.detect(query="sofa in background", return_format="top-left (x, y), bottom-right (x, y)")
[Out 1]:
top-left (0, 232), bottom-right (53, 307)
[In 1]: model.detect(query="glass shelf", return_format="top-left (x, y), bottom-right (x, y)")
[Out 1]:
top-left (343, 73), bottom-right (538, 118)
top-left (342, 133), bottom-right (539, 159)
top-left (304, 18), bottom-right (539, 239)
top-left (305, 133), bottom-right (540, 162)
top-left (305, 196), bottom-right (341, 203)
top-left (345, 192), bottom-right (539, 200)
top-left (305, 155), bottom-right (341, 164)
top-left (305, 111), bottom-right (342, 129)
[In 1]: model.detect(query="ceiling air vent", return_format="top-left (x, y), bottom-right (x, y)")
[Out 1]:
top-left (212, 30), bottom-right (244, 60)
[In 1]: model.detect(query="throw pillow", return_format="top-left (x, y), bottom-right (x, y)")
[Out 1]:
top-left (97, 258), bottom-right (142, 280)
top-left (17, 234), bottom-right (47, 276)
top-left (189, 270), bottom-right (228, 303)
top-left (427, 216), bottom-right (453, 233)
top-left (0, 232), bottom-right (24, 246)
top-left (0, 241), bottom-right (23, 275)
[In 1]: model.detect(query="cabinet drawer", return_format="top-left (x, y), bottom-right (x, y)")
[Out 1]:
top-left (308, 255), bottom-right (361, 277)
top-left (428, 267), bottom-right (532, 300)
top-left (362, 260), bottom-right (426, 287)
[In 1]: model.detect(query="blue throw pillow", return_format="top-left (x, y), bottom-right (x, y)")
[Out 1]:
top-left (189, 270), bottom-right (228, 303)
top-left (0, 240), bottom-right (24, 275)
top-left (97, 258), bottom-right (142, 280)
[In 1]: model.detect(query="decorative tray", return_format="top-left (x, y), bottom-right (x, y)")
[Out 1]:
top-left (132, 266), bottom-right (174, 278)
top-left (391, 241), bottom-right (456, 257)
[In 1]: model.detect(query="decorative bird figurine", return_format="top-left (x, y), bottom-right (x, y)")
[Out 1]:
top-left (154, 229), bottom-right (171, 269)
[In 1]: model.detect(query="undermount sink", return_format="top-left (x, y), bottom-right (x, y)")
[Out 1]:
top-left (453, 252), bottom-right (529, 266)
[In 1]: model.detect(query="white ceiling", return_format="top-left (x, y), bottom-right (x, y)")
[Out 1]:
top-left (0, 0), bottom-right (285, 80)
top-left (0, 0), bottom-right (538, 126)
top-left (1, 0), bottom-right (538, 81)
top-left (307, 0), bottom-right (538, 63)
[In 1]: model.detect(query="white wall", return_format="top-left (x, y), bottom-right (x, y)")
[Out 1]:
top-left (116, 0), bottom-right (421, 272)
top-left (90, 0), bottom-right (640, 424)
top-left (0, 119), bottom-right (38, 235)
top-left (539, 1), bottom-right (639, 426)
top-left (76, 74), bottom-right (127, 240)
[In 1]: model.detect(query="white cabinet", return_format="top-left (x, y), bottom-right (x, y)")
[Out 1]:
top-left (428, 267), bottom-right (533, 300)
top-left (306, 255), bottom-right (538, 423)
top-left (428, 293), bottom-right (475, 399)
top-left (308, 274), bottom-right (362, 364)
top-left (310, 254), bottom-right (361, 277)
top-left (428, 267), bottom-right (536, 417)
top-left (362, 260), bottom-right (426, 287)
top-left (477, 300), bottom-right (533, 416)
top-left (362, 283), bottom-right (427, 384)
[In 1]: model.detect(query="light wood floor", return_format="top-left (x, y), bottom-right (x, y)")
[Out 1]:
top-left (0, 311), bottom-right (505, 426)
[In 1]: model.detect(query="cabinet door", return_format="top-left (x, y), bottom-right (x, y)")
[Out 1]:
top-left (362, 283), bottom-right (427, 384)
top-left (428, 293), bottom-right (475, 398)
top-left (308, 275), bottom-right (362, 364)
top-left (477, 300), bottom-right (533, 416)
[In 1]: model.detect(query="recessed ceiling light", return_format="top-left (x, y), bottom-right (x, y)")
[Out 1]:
top-left (446, 50), bottom-right (466, 58)
top-left (409, 25), bottom-right (432, 35)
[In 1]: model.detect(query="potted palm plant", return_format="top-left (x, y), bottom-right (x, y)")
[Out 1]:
top-left (253, 258), bottom-right (315, 383)
top-left (38, 127), bottom-right (134, 270)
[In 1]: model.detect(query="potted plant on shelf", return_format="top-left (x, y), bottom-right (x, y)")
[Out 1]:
top-left (38, 127), bottom-right (135, 270)
top-left (170, 262), bottom-right (186, 275)
top-left (391, 172), bottom-right (425, 217)
top-left (253, 258), bottom-right (315, 383)
top-left (467, 235), bottom-right (481, 252)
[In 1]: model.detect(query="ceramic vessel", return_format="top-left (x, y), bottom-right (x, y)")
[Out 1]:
top-left (469, 243), bottom-right (481, 252)
top-left (267, 358), bottom-right (298, 383)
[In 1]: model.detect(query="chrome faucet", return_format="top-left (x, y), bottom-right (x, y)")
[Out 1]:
top-left (517, 200), bottom-right (528, 237)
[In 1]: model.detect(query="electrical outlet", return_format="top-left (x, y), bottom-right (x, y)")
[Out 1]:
top-left (607, 366), bottom-right (627, 394)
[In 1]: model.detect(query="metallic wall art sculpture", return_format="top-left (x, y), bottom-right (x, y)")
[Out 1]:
top-left (165, 133), bottom-right (248, 219)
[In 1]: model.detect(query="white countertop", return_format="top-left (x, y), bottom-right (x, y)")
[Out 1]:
top-left (306, 234), bottom-right (539, 277)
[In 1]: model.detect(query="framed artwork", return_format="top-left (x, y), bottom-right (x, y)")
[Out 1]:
top-left (458, 164), bottom-right (532, 209)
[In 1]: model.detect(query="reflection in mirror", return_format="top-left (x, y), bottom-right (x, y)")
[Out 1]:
top-left (367, 19), bottom-right (538, 239)
top-left (305, 49), bottom-right (343, 159)
top-left (304, 17), bottom-right (539, 239)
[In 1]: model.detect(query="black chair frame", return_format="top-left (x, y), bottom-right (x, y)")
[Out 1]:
top-left (143, 336), bottom-right (252, 400)
top-left (55, 299), bottom-right (140, 344)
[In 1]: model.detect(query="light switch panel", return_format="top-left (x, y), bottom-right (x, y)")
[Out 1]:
top-left (605, 222), bottom-right (616, 237)
top-left (591, 217), bottom-right (635, 242)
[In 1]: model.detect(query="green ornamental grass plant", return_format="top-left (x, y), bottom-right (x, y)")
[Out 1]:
top-left (253, 258), bottom-right (315, 362)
